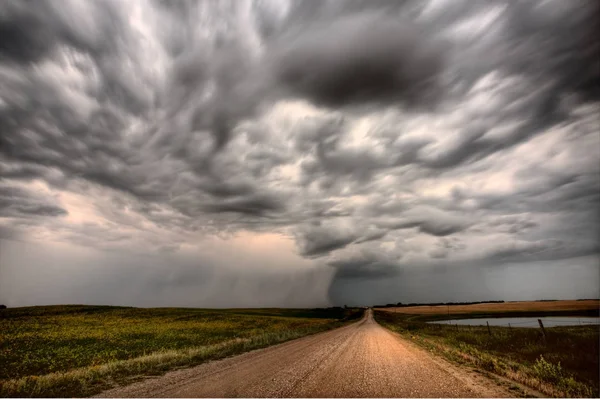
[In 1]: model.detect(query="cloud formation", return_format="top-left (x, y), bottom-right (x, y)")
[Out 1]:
top-left (0, 184), bottom-right (67, 218)
top-left (0, 0), bottom-right (598, 307)
top-left (270, 12), bottom-right (444, 109)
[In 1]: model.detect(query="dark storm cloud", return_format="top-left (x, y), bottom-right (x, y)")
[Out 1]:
top-left (0, 0), bottom-right (153, 114)
top-left (515, 169), bottom-right (600, 214)
top-left (271, 12), bottom-right (444, 110)
top-left (295, 221), bottom-right (396, 257)
top-left (386, 0), bottom-right (600, 173)
top-left (488, 215), bottom-right (538, 235)
top-left (354, 230), bottom-right (388, 244)
top-left (374, 206), bottom-right (471, 237)
top-left (327, 257), bottom-right (600, 307)
top-left (202, 194), bottom-right (286, 216)
top-left (296, 224), bottom-right (359, 258)
top-left (487, 240), bottom-right (559, 261)
top-left (303, 145), bottom-right (388, 182)
top-left (328, 250), bottom-right (400, 280)
top-left (429, 249), bottom-right (448, 259)
top-left (485, 239), bottom-right (600, 264)
top-left (294, 116), bottom-right (395, 186)
top-left (306, 202), bottom-right (354, 219)
top-left (453, 166), bottom-right (600, 218)
top-left (0, 184), bottom-right (67, 218)
top-left (418, 221), bottom-right (467, 237)
top-left (414, 80), bottom-right (564, 171)
top-left (0, 1), bottom-right (55, 63)
top-left (0, 0), bottom-right (266, 202)
top-left (378, 219), bottom-right (464, 237)
top-left (428, 237), bottom-right (466, 259)
top-left (502, 0), bottom-right (600, 103)
top-left (422, 0), bottom-right (600, 102)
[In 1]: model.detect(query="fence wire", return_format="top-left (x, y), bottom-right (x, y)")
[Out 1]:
top-left (429, 318), bottom-right (599, 328)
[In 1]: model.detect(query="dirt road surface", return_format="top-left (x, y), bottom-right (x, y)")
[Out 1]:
top-left (97, 310), bottom-right (513, 398)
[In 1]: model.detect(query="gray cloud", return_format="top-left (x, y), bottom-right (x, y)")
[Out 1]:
top-left (429, 237), bottom-right (466, 259)
top-left (0, 2), bottom-right (55, 63)
top-left (0, 184), bottom-right (67, 218)
top-left (488, 215), bottom-right (538, 235)
top-left (502, 0), bottom-right (600, 103)
top-left (328, 249), bottom-right (401, 280)
top-left (375, 206), bottom-right (471, 237)
top-left (202, 194), bottom-right (286, 216)
top-left (270, 11), bottom-right (444, 109)
top-left (486, 239), bottom-right (600, 264)
top-left (354, 229), bottom-right (388, 244)
top-left (295, 223), bottom-right (359, 258)
top-left (487, 240), bottom-right (561, 262)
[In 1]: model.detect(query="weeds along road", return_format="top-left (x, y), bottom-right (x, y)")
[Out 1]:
top-left (97, 310), bottom-right (512, 398)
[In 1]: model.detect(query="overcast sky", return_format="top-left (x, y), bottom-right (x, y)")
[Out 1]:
top-left (1, 0), bottom-right (599, 308)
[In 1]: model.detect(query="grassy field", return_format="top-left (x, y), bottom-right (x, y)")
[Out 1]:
top-left (375, 306), bottom-right (599, 398)
top-left (379, 299), bottom-right (600, 315)
top-left (0, 305), bottom-right (363, 397)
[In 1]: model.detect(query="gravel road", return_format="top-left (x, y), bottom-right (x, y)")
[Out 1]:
top-left (96, 310), bottom-right (512, 397)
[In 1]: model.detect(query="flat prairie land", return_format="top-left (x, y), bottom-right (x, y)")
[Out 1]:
top-left (0, 305), bottom-right (362, 397)
top-left (97, 310), bottom-right (513, 399)
top-left (381, 299), bottom-right (600, 315)
top-left (375, 301), bottom-right (600, 398)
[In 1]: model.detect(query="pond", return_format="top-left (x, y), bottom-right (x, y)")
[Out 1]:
top-left (427, 316), bottom-right (600, 328)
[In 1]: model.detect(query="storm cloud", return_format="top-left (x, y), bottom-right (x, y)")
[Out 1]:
top-left (270, 11), bottom-right (444, 109)
top-left (0, 184), bottom-right (67, 218)
top-left (0, 0), bottom-right (598, 307)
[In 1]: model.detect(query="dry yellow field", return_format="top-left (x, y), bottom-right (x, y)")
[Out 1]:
top-left (380, 299), bottom-right (600, 315)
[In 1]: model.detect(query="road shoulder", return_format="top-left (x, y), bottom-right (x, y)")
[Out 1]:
top-left (380, 326), bottom-right (543, 398)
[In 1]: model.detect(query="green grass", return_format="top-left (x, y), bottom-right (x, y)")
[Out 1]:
top-left (375, 310), bottom-right (599, 398)
top-left (0, 305), bottom-right (363, 397)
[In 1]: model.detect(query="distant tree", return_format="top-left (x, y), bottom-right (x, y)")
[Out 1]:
top-left (0, 305), bottom-right (6, 309)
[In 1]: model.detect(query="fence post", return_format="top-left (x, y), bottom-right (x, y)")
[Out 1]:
top-left (508, 323), bottom-right (512, 330)
top-left (486, 321), bottom-right (492, 336)
top-left (538, 319), bottom-right (547, 344)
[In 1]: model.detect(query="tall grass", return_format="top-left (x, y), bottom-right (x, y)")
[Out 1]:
top-left (0, 305), bottom-right (362, 397)
top-left (375, 310), bottom-right (598, 398)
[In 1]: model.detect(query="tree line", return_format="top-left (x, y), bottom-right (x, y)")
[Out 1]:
top-left (372, 300), bottom-right (506, 308)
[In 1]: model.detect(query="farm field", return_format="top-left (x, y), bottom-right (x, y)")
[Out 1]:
top-left (0, 305), bottom-right (363, 397)
top-left (379, 299), bottom-right (600, 315)
top-left (375, 303), bottom-right (599, 398)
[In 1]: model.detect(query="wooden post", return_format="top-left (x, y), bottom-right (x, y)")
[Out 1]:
top-left (538, 319), bottom-right (547, 344)
top-left (486, 321), bottom-right (492, 336)
top-left (508, 323), bottom-right (512, 330)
